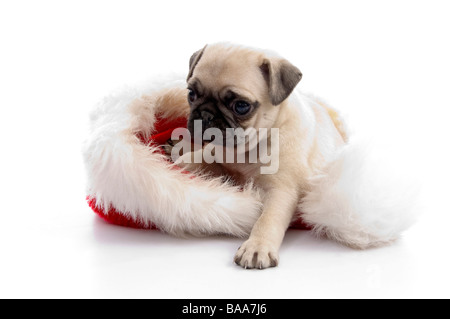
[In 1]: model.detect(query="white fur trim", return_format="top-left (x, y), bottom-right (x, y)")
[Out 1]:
top-left (83, 74), bottom-right (419, 247)
top-left (82, 75), bottom-right (262, 237)
top-left (299, 138), bottom-right (420, 248)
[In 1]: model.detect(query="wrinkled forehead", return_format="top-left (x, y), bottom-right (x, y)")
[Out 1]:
top-left (189, 46), bottom-right (267, 98)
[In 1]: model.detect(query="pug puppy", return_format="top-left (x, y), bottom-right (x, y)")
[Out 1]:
top-left (183, 43), bottom-right (347, 269)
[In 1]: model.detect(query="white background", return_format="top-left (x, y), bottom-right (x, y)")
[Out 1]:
top-left (1, 0), bottom-right (449, 298)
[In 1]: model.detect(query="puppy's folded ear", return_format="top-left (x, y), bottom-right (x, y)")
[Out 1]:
top-left (187, 45), bottom-right (207, 81)
top-left (260, 58), bottom-right (302, 106)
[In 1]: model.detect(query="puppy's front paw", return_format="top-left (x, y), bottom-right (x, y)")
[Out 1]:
top-left (162, 138), bottom-right (175, 158)
top-left (234, 239), bottom-right (279, 269)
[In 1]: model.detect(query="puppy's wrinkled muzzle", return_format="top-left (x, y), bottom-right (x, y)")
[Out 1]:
top-left (201, 110), bottom-right (214, 127)
top-left (188, 100), bottom-right (229, 137)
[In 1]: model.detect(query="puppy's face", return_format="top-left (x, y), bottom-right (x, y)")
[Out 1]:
top-left (186, 43), bottom-right (302, 145)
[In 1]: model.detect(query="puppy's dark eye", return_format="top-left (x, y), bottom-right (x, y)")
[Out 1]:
top-left (188, 89), bottom-right (197, 103)
top-left (232, 101), bottom-right (251, 115)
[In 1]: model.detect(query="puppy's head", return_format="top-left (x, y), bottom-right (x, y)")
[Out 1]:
top-left (186, 43), bottom-right (302, 145)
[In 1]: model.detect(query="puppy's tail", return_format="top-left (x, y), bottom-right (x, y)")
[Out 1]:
top-left (298, 138), bottom-right (421, 249)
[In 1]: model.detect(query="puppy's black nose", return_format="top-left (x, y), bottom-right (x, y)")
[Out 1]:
top-left (201, 110), bottom-right (214, 126)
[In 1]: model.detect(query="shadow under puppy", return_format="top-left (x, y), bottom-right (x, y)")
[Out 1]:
top-left (171, 43), bottom-right (347, 269)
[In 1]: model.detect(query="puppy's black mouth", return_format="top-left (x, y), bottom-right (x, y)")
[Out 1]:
top-left (188, 105), bottom-right (237, 141)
